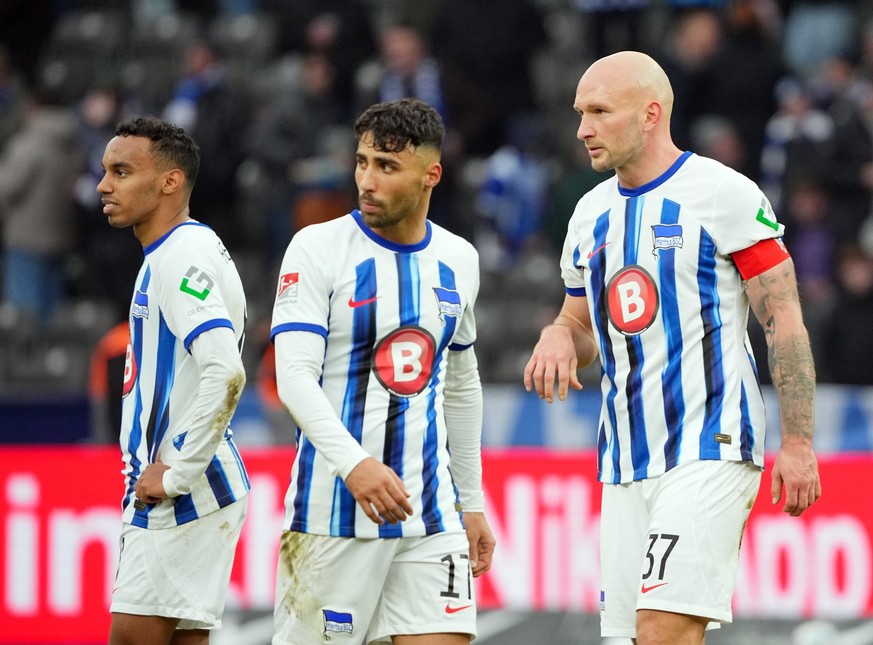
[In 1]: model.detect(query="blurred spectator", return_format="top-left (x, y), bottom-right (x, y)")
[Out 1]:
top-left (0, 46), bottom-right (31, 153)
top-left (475, 114), bottom-right (556, 271)
top-left (543, 143), bottom-right (602, 255)
top-left (760, 77), bottom-right (835, 212)
top-left (356, 22), bottom-right (448, 122)
top-left (0, 84), bottom-right (85, 326)
top-left (264, 0), bottom-right (377, 120)
top-left (570, 0), bottom-right (651, 58)
top-left (782, 0), bottom-right (857, 77)
top-left (163, 38), bottom-right (250, 249)
top-left (689, 114), bottom-right (747, 171)
top-left (243, 51), bottom-right (351, 269)
top-left (816, 60), bottom-right (873, 248)
top-left (705, 0), bottom-right (787, 181)
top-left (658, 8), bottom-right (722, 151)
top-left (818, 245), bottom-right (873, 385)
top-left (72, 85), bottom-right (142, 319)
top-left (74, 85), bottom-right (125, 214)
top-left (781, 176), bottom-right (836, 317)
top-left (431, 0), bottom-right (548, 156)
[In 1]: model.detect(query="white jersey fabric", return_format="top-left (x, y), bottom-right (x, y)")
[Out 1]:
top-left (120, 221), bottom-right (250, 529)
top-left (561, 152), bottom-right (786, 484)
top-left (270, 210), bottom-right (480, 538)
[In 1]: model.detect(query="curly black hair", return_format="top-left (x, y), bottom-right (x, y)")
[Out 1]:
top-left (353, 97), bottom-right (444, 154)
top-left (115, 116), bottom-right (200, 186)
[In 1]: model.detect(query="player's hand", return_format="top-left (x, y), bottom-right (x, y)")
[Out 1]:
top-left (345, 457), bottom-right (414, 525)
top-left (134, 458), bottom-right (169, 505)
top-left (523, 324), bottom-right (583, 403)
top-left (463, 511), bottom-right (495, 577)
top-left (771, 438), bottom-right (821, 517)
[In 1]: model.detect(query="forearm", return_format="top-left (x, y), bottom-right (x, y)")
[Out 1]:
top-left (274, 332), bottom-right (370, 478)
top-left (444, 348), bottom-right (485, 511)
top-left (162, 328), bottom-right (246, 496)
top-left (747, 259), bottom-right (816, 443)
top-left (767, 322), bottom-right (816, 442)
top-left (552, 309), bottom-right (598, 368)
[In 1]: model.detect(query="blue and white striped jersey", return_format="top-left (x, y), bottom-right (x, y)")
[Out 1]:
top-left (561, 152), bottom-right (787, 484)
top-left (120, 221), bottom-right (250, 529)
top-left (271, 210), bottom-right (479, 538)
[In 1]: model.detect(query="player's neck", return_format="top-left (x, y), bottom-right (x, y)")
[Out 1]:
top-left (135, 206), bottom-right (192, 248)
top-left (616, 142), bottom-right (683, 190)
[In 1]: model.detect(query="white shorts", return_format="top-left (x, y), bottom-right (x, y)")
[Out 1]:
top-left (273, 530), bottom-right (476, 644)
top-left (110, 498), bottom-right (247, 630)
top-left (599, 460), bottom-right (761, 639)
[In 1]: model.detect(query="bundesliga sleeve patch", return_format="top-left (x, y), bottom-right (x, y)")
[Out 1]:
top-left (732, 237), bottom-right (790, 280)
top-left (276, 272), bottom-right (299, 302)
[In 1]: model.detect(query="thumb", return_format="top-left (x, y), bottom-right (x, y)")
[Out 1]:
top-left (771, 469), bottom-right (783, 505)
top-left (468, 535), bottom-right (480, 569)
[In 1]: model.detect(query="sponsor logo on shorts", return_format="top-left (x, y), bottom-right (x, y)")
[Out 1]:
top-left (640, 582), bottom-right (669, 594)
top-left (445, 602), bottom-right (473, 614)
top-left (323, 609), bottom-right (353, 636)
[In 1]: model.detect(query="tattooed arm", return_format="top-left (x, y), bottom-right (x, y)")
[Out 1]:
top-left (745, 257), bottom-right (821, 516)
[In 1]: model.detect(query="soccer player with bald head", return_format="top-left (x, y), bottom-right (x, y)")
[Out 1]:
top-left (525, 51), bottom-right (821, 644)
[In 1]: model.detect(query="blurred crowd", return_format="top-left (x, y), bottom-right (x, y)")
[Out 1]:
top-left (1, 0), bottom-right (873, 407)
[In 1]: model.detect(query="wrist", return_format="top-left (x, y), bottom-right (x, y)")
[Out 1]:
top-left (541, 322), bottom-right (573, 336)
top-left (161, 469), bottom-right (179, 498)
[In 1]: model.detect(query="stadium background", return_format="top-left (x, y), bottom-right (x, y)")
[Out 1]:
top-left (2, 1), bottom-right (873, 643)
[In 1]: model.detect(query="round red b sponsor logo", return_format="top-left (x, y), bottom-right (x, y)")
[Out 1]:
top-left (605, 265), bottom-right (659, 335)
top-left (372, 326), bottom-right (436, 397)
top-left (122, 342), bottom-right (137, 397)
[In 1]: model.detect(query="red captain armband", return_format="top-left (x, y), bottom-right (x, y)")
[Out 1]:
top-left (732, 237), bottom-right (791, 280)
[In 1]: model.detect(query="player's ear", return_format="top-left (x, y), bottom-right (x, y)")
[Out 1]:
top-left (161, 168), bottom-right (186, 195)
top-left (424, 161), bottom-right (442, 189)
top-left (643, 100), bottom-right (663, 131)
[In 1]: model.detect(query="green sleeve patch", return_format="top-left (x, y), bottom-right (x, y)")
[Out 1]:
top-left (755, 199), bottom-right (779, 231)
top-left (180, 266), bottom-right (214, 301)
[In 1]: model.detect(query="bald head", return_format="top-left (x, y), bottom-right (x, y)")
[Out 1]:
top-left (581, 51), bottom-right (675, 120)
top-left (573, 51), bottom-right (683, 186)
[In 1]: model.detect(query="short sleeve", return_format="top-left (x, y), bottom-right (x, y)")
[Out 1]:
top-left (270, 227), bottom-right (334, 341)
top-left (448, 250), bottom-right (479, 350)
top-left (154, 245), bottom-right (234, 352)
top-left (707, 169), bottom-right (785, 255)
top-left (560, 197), bottom-right (588, 296)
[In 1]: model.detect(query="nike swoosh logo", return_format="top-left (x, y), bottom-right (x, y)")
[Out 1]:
top-left (640, 582), bottom-right (669, 594)
top-left (348, 296), bottom-right (379, 308)
top-left (445, 603), bottom-right (473, 614)
top-left (587, 241), bottom-right (611, 259)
